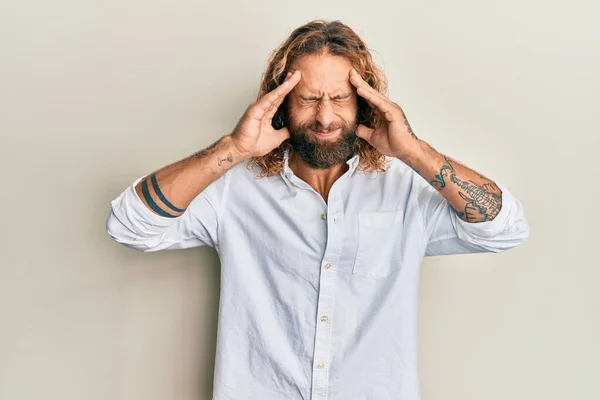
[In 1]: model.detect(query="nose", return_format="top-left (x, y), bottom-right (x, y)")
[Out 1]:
top-left (315, 100), bottom-right (335, 130)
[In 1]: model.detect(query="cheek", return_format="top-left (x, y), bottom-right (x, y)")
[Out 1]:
top-left (289, 104), bottom-right (315, 122)
top-left (287, 108), bottom-right (310, 129)
top-left (333, 103), bottom-right (357, 121)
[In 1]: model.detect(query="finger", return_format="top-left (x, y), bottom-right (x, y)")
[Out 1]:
top-left (349, 69), bottom-right (384, 99)
top-left (268, 70), bottom-right (300, 102)
top-left (265, 95), bottom-right (285, 120)
top-left (358, 88), bottom-right (398, 123)
top-left (349, 69), bottom-right (395, 115)
top-left (251, 71), bottom-right (301, 118)
top-left (271, 70), bottom-right (300, 99)
top-left (277, 126), bottom-right (291, 141)
top-left (363, 97), bottom-right (375, 109)
top-left (355, 124), bottom-right (374, 142)
top-left (356, 86), bottom-right (392, 113)
top-left (264, 83), bottom-right (290, 120)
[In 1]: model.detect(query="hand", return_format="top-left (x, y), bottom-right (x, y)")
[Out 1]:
top-left (231, 70), bottom-right (301, 157)
top-left (349, 69), bottom-right (420, 160)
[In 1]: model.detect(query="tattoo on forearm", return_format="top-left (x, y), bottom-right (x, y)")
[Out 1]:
top-left (193, 149), bottom-right (208, 159)
top-left (192, 140), bottom-right (219, 159)
top-left (141, 177), bottom-right (178, 218)
top-left (192, 140), bottom-right (233, 170)
top-left (150, 173), bottom-right (186, 213)
top-left (429, 157), bottom-right (502, 222)
top-left (429, 162), bottom-right (453, 190)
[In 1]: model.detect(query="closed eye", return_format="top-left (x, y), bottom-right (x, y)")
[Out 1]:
top-left (332, 93), bottom-right (352, 101)
top-left (332, 96), bottom-right (352, 103)
top-left (301, 96), bottom-right (321, 102)
top-left (300, 94), bottom-right (352, 103)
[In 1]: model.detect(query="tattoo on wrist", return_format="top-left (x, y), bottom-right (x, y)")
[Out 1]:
top-left (217, 152), bottom-right (233, 167)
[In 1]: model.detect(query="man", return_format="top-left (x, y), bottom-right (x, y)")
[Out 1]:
top-left (107, 20), bottom-right (529, 400)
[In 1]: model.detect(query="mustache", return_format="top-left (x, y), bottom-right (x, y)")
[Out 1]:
top-left (296, 120), bottom-right (352, 133)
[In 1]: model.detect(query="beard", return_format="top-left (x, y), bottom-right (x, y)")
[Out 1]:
top-left (287, 117), bottom-right (358, 169)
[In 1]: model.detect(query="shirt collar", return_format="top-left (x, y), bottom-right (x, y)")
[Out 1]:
top-left (281, 148), bottom-right (360, 178)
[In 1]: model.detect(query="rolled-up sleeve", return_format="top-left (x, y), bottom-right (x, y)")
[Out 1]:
top-left (417, 181), bottom-right (530, 257)
top-left (106, 172), bottom-right (229, 252)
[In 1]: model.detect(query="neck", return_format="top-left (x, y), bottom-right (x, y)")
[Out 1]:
top-left (288, 152), bottom-right (349, 203)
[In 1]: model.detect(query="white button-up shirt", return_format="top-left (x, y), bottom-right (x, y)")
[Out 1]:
top-left (106, 149), bottom-right (529, 400)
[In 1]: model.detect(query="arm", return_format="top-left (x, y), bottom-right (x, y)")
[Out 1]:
top-left (106, 136), bottom-right (247, 251)
top-left (348, 69), bottom-right (529, 256)
top-left (134, 136), bottom-right (243, 218)
top-left (403, 140), bottom-right (502, 223)
top-left (405, 145), bottom-right (530, 256)
top-left (106, 70), bottom-right (302, 251)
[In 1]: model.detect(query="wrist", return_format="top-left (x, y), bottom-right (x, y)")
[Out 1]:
top-left (394, 139), bottom-right (425, 164)
top-left (395, 139), bottom-right (442, 171)
top-left (223, 135), bottom-right (252, 162)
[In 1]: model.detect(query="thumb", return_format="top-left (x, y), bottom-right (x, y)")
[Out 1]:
top-left (277, 126), bottom-right (291, 142)
top-left (356, 124), bottom-right (374, 143)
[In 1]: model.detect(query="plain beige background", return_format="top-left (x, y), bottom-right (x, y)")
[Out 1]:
top-left (1, 0), bottom-right (598, 399)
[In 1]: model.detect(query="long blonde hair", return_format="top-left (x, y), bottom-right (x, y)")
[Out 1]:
top-left (248, 20), bottom-right (389, 177)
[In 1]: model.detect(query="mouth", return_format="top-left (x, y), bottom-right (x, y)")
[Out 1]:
top-left (310, 127), bottom-right (341, 138)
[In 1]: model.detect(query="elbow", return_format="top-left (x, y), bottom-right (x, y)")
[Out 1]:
top-left (456, 214), bottom-right (530, 254)
top-left (511, 215), bottom-right (530, 248)
top-left (502, 192), bottom-right (531, 251)
top-left (486, 195), bottom-right (531, 253)
top-left (105, 210), bottom-right (149, 252)
top-left (493, 215), bottom-right (530, 253)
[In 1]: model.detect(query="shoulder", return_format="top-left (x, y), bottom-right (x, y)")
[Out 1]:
top-left (360, 156), bottom-right (432, 199)
top-left (384, 156), bottom-right (412, 174)
top-left (357, 156), bottom-right (416, 182)
top-left (219, 159), bottom-right (287, 195)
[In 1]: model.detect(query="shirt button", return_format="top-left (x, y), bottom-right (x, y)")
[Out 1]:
top-left (320, 213), bottom-right (327, 220)
top-left (316, 361), bottom-right (325, 369)
top-left (320, 315), bottom-right (328, 322)
top-left (324, 263), bottom-right (332, 269)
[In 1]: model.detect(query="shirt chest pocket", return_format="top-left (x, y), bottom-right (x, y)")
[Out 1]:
top-left (352, 210), bottom-right (404, 279)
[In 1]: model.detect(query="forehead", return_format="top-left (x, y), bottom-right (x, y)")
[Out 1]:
top-left (291, 53), bottom-right (353, 95)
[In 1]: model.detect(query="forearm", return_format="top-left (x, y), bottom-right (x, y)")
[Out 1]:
top-left (134, 135), bottom-right (248, 217)
top-left (401, 140), bottom-right (503, 223)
